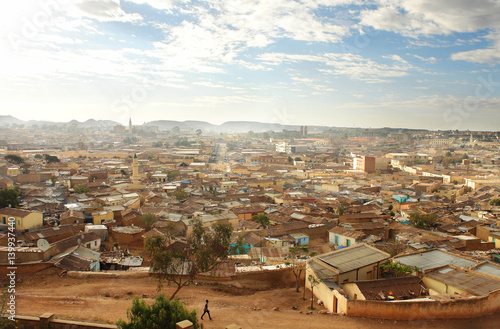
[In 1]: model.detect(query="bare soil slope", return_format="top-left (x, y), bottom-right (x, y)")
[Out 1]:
top-left (14, 269), bottom-right (500, 329)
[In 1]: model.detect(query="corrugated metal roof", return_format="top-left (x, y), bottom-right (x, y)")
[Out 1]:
top-left (425, 266), bottom-right (500, 296)
top-left (309, 259), bottom-right (338, 281)
top-left (394, 250), bottom-right (477, 271)
top-left (473, 262), bottom-right (500, 278)
top-left (318, 244), bottom-right (390, 274)
top-left (352, 276), bottom-right (426, 301)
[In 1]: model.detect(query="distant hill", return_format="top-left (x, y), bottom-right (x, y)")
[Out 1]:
top-left (146, 120), bottom-right (217, 131)
top-left (0, 116), bottom-right (120, 129)
top-left (0, 115), bottom-right (430, 133)
top-left (147, 120), bottom-right (332, 132)
top-left (0, 115), bottom-right (24, 125)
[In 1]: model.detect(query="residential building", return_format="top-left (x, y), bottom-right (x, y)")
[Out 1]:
top-left (0, 208), bottom-right (43, 231)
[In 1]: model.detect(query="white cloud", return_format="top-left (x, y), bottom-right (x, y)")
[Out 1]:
top-left (412, 54), bottom-right (437, 64)
top-left (194, 81), bottom-right (224, 88)
top-left (126, 0), bottom-right (183, 11)
top-left (452, 31), bottom-right (500, 63)
top-left (256, 52), bottom-right (413, 83)
top-left (73, 0), bottom-right (143, 22)
top-left (360, 0), bottom-right (500, 37)
top-left (192, 94), bottom-right (272, 107)
top-left (384, 54), bottom-right (408, 63)
top-left (145, 0), bottom-right (351, 73)
top-left (358, 1), bottom-right (500, 63)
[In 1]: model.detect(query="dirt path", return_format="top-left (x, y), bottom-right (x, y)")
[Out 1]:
top-left (14, 269), bottom-right (500, 329)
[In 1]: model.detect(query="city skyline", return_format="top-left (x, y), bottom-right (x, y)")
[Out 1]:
top-left (1, 1), bottom-right (500, 131)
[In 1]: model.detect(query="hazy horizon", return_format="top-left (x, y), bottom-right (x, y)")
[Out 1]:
top-left (1, 1), bottom-right (499, 131)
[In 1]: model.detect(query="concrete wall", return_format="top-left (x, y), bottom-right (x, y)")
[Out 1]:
top-left (305, 270), bottom-right (348, 314)
top-left (13, 173), bottom-right (52, 183)
top-left (343, 282), bottom-right (366, 300)
top-left (233, 266), bottom-right (304, 289)
top-left (345, 289), bottom-right (500, 320)
top-left (20, 212), bottom-right (44, 231)
top-left (328, 233), bottom-right (356, 247)
top-left (110, 231), bottom-right (144, 248)
top-left (338, 263), bottom-right (380, 284)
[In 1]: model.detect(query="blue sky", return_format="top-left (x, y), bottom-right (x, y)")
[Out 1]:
top-left (1, 0), bottom-right (499, 131)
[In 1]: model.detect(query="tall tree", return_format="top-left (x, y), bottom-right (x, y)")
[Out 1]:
top-left (145, 234), bottom-right (193, 300)
top-left (173, 189), bottom-right (188, 200)
top-left (489, 198), bottom-right (500, 206)
top-left (251, 213), bottom-right (270, 228)
top-left (190, 219), bottom-right (233, 275)
top-left (140, 213), bottom-right (158, 231)
top-left (0, 189), bottom-right (19, 208)
top-left (336, 204), bottom-right (346, 216)
top-left (73, 185), bottom-right (89, 194)
top-left (43, 154), bottom-right (60, 163)
top-left (409, 210), bottom-right (438, 230)
top-left (230, 234), bottom-right (247, 255)
top-left (4, 154), bottom-right (24, 164)
top-left (145, 219), bottom-right (233, 299)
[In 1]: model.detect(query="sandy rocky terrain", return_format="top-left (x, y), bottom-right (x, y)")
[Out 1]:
top-left (13, 268), bottom-right (500, 329)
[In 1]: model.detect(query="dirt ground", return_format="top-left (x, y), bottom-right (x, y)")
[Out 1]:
top-left (13, 268), bottom-right (500, 329)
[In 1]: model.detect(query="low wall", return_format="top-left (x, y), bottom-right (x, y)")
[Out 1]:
top-left (4, 314), bottom-right (116, 329)
top-left (66, 270), bottom-right (150, 279)
top-left (0, 263), bottom-right (53, 278)
top-left (346, 288), bottom-right (500, 320)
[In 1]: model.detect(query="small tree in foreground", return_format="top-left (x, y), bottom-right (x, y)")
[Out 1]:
top-left (0, 289), bottom-right (16, 329)
top-left (289, 246), bottom-right (311, 295)
top-left (308, 275), bottom-right (321, 310)
top-left (116, 295), bottom-right (202, 329)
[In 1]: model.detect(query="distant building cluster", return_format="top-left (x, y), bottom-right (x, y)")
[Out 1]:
top-left (0, 123), bottom-right (499, 320)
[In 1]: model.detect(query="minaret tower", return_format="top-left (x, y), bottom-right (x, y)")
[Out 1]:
top-left (132, 153), bottom-right (139, 184)
top-left (129, 118), bottom-right (132, 134)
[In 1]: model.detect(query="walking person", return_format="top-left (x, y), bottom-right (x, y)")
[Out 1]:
top-left (201, 300), bottom-right (212, 320)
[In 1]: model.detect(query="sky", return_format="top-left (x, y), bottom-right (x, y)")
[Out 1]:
top-left (1, 0), bottom-right (500, 131)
